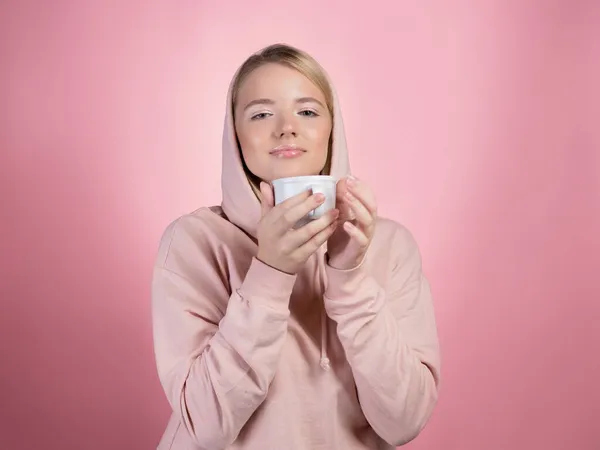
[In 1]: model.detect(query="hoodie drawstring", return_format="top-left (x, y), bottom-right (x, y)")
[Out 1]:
top-left (316, 247), bottom-right (330, 371)
top-left (319, 309), bottom-right (330, 370)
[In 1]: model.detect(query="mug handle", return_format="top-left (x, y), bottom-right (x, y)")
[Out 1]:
top-left (308, 184), bottom-right (327, 218)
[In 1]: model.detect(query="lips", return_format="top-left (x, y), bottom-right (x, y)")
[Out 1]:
top-left (269, 146), bottom-right (306, 158)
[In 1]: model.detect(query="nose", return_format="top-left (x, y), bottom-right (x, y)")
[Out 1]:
top-left (274, 113), bottom-right (297, 138)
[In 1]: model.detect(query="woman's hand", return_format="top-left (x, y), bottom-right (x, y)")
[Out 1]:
top-left (326, 176), bottom-right (377, 270)
top-left (256, 182), bottom-right (340, 275)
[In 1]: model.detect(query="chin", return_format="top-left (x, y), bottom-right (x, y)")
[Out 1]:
top-left (270, 167), bottom-right (323, 180)
top-left (268, 161), bottom-right (325, 181)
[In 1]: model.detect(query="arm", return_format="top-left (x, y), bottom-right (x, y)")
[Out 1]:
top-left (151, 219), bottom-right (295, 449)
top-left (323, 224), bottom-right (441, 446)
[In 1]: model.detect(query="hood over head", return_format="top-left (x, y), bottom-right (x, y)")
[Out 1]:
top-left (220, 45), bottom-right (351, 238)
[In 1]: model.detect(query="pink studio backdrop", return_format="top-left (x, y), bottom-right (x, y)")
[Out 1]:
top-left (2, 1), bottom-right (599, 449)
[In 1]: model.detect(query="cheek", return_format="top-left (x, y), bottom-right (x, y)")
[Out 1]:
top-left (236, 123), bottom-right (272, 173)
top-left (308, 121), bottom-right (332, 152)
top-left (237, 123), bottom-right (265, 155)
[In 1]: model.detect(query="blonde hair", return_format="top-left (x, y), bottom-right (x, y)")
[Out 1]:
top-left (231, 43), bottom-right (334, 196)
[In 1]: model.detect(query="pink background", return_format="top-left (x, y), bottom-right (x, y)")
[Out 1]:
top-left (2, 1), bottom-right (599, 449)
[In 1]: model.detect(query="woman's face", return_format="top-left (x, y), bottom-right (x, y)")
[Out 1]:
top-left (234, 63), bottom-right (332, 182)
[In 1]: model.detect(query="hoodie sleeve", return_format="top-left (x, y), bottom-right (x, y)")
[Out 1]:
top-left (323, 222), bottom-right (441, 446)
top-left (151, 218), bottom-right (295, 449)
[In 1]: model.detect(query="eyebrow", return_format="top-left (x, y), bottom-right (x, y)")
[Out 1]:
top-left (243, 96), bottom-right (325, 111)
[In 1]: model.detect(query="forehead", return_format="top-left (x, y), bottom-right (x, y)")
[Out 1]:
top-left (237, 63), bottom-right (325, 103)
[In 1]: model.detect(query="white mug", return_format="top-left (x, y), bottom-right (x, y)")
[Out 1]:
top-left (271, 175), bottom-right (336, 225)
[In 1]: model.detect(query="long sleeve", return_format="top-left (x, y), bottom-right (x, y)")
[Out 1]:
top-left (323, 223), bottom-right (441, 446)
top-left (151, 219), bottom-right (296, 449)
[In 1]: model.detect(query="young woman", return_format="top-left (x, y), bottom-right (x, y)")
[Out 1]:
top-left (151, 43), bottom-right (441, 450)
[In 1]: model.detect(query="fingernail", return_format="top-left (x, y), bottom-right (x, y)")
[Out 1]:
top-left (347, 175), bottom-right (357, 184)
top-left (315, 193), bottom-right (325, 201)
top-left (345, 191), bottom-right (354, 201)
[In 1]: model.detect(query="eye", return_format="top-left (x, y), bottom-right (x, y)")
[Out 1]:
top-left (250, 112), bottom-right (271, 120)
top-left (299, 110), bottom-right (318, 117)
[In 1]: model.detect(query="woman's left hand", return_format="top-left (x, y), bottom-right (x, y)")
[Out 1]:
top-left (326, 176), bottom-right (377, 270)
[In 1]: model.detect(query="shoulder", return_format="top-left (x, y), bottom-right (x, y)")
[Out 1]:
top-left (373, 216), bottom-right (416, 242)
top-left (154, 206), bottom-right (233, 272)
top-left (372, 216), bottom-right (423, 269)
top-left (151, 207), bottom-right (238, 321)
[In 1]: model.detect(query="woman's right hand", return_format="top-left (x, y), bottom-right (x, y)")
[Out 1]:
top-left (256, 181), bottom-right (339, 275)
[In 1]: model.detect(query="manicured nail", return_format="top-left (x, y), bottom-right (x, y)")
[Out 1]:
top-left (345, 191), bottom-right (354, 201)
top-left (314, 193), bottom-right (325, 201)
top-left (347, 175), bottom-right (357, 184)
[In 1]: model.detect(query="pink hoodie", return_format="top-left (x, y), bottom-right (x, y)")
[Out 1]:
top-left (151, 61), bottom-right (441, 450)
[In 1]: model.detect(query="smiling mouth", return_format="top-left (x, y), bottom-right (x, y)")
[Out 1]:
top-left (269, 146), bottom-right (306, 158)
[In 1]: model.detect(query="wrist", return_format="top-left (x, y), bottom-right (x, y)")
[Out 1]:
top-left (323, 257), bottom-right (375, 305)
top-left (256, 254), bottom-right (295, 276)
top-left (240, 257), bottom-right (297, 310)
top-left (326, 251), bottom-right (365, 271)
